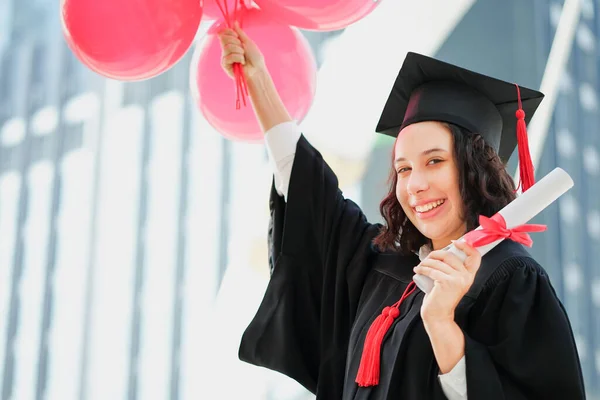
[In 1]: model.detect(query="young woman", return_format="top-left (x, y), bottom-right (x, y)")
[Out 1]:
top-left (219, 24), bottom-right (586, 400)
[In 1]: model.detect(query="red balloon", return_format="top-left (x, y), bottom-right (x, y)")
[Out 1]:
top-left (202, 0), bottom-right (254, 20)
top-left (190, 8), bottom-right (317, 143)
top-left (61, 0), bottom-right (202, 81)
top-left (253, 0), bottom-right (382, 31)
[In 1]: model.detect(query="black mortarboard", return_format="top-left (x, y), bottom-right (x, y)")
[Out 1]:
top-left (375, 52), bottom-right (545, 191)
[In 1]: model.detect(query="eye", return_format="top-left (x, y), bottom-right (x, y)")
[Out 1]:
top-left (427, 158), bottom-right (444, 165)
top-left (396, 166), bottom-right (411, 174)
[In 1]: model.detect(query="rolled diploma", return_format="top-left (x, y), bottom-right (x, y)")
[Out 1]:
top-left (413, 167), bottom-right (574, 293)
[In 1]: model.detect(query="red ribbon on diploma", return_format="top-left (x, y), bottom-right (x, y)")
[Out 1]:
top-left (463, 214), bottom-right (547, 248)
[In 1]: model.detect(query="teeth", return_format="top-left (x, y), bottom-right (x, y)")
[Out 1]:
top-left (415, 199), bottom-right (445, 213)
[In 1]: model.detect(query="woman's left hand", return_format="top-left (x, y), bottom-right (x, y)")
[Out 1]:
top-left (414, 240), bottom-right (482, 323)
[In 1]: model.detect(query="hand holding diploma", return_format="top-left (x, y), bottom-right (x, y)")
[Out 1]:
top-left (414, 167), bottom-right (575, 294)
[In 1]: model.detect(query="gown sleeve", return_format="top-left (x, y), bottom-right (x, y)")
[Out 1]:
top-left (463, 256), bottom-right (586, 399)
top-left (239, 133), bottom-right (377, 396)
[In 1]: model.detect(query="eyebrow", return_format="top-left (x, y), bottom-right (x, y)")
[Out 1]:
top-left (394, 148), bottom-right (448, 163)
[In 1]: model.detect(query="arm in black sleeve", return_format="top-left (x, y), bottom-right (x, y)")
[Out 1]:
top-left (239, 135), bottom-right (377, 396)
top-left (463, 257), bottom-right (586, 399)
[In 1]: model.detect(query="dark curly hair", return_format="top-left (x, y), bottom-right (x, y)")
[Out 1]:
top-left (372, 122), bottom-right (517, 254)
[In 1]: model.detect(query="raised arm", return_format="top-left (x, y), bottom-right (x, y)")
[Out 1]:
top-left (220, 24), bottom-right (378, 398)
top-left (219, 22), bottom-right (292, 132)
top-left (220, 23), bottom-right (300, 202)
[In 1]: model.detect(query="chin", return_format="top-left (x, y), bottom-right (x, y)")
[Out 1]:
top-left (417, 230), bottom-right (443, 243)
top-left (415, 224), bottom-right (451, 243)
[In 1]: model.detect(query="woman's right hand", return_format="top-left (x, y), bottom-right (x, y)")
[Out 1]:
top-left (218, 21), bottom-right (292, 132)
top-left (219, 22), bottom-right (266, 80)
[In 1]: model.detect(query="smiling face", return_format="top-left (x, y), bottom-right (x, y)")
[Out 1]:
top-left (393, 121), bottom-right (467, 250)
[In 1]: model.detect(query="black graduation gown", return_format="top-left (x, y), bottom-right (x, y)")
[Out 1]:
top-left (239, 135), bottom-right (586, 399)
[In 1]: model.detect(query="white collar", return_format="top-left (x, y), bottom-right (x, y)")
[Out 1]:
top-left (417, 244), bottom-right (432, 261)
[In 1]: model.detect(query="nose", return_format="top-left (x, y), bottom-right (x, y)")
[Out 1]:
top-left (406, 169), bottom-right (429, 195)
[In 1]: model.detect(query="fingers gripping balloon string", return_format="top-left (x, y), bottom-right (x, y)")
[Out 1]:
top-left (235, 2), bottom-right (249, 104)
top-left (215, 0), bottom-right (248, 109)
top-left (215, 0), bottom-right (243, 108)
top-left (232, 4), bottom-right (249, 109)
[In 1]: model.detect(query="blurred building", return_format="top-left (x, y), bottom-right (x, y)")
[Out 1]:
top-left (0, 0), bottom-right (598, 399)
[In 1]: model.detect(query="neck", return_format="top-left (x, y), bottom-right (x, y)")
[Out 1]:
top-left (431, 239), bottom-right (451, 251)
top-left (430, 225), bottom-right (468, 250)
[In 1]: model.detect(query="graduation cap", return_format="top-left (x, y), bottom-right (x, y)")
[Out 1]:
top-left (375, 52), bottom-right (545, 192)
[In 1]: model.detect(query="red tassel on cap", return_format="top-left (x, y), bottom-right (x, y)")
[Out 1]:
top-left (355, 281), bottom-right (417, 387)
top-left (515, 84), bottom-right (535, 192)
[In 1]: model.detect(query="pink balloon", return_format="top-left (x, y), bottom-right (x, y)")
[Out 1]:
top-left (61, 0), bottom-right (202, 81)
top-left (190, 8), bottom-right (317, 143)
top-left (202, 0), bottom-right (254, 20)
top-left (253, 0), bottom-right (383, 31)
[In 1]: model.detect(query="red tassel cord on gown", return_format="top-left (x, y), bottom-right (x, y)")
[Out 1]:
top-left (514, 84), bottom-right (535, 193)
top-left (355, 281), bottom-right (417, 387)
top-left (215, 0), bottom-right (249, 109)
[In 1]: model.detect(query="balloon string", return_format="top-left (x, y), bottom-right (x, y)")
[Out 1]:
top-left (215, 0), bottom-right (248, 109)
top-left (237, 4), bottom-right (249, 99)
top-left (236, 1), bottom-right (249, 103)
top-left (233, 0), bottom-right (248, 107)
